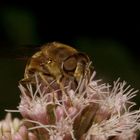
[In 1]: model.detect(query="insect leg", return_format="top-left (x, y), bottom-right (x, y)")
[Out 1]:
top-left (38, 72), bottom-right (54, 91)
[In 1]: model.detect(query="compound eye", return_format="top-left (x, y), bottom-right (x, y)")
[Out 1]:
top-left (63, 56), bottom-right (77, 72)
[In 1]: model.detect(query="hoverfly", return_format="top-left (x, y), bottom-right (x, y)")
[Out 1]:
top-left (19, 42), bottom-right (91, 89)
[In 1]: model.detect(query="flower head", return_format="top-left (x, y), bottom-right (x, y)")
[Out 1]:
top-left (16, 72), bottom-right (140, 140)
top-left (0, 113), bottom-right (38, 140)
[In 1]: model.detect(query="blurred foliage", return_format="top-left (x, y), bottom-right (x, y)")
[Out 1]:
top-left (0, 6), bottom-right (38, 45)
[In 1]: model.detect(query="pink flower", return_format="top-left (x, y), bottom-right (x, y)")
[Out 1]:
top-left (0, 113), bottom-right (38, 140)
top-left (15, 72), bottom-right (140, 139)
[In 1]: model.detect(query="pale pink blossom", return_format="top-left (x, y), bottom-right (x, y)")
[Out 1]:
top-left (15, 71), bottom-right (140, 139)
top-left (0, 113), bottom-right (37, 140)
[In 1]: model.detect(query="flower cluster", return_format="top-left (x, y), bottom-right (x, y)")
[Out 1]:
top-left (0, 113), bottom-right (38, 140)
top-left (14, 71), bottom-right (140, 139)
top-left (1, 71), bottom-right (140, 140)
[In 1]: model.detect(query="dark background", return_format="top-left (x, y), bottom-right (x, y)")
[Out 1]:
top-left (0, 3), bottom-right (139, 119)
